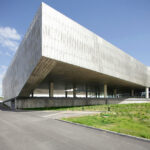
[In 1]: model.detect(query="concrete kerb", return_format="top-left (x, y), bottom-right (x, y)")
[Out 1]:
top-left (56, 119), bottom-right (150, 143)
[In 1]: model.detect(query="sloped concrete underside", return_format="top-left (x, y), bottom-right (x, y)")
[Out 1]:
top-left (47, 62), bottom-right (145, 89)
top-left (19, 57), bottom-right (56, 97)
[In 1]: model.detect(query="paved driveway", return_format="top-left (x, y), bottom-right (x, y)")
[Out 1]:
top-left (0, 109), bottom-right (150, 150)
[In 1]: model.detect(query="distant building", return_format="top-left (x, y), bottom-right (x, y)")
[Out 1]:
top-left (2, 3), bottom-right (150, 108)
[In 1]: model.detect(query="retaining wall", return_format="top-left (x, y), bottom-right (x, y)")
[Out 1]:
top-left (4, 97), bottom-right (150, 109)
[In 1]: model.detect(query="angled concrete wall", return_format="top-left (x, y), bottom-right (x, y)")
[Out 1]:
top-left (42, 3), bottom-right (150, 87)
top-left (2, 6), bottom-right (42, 99)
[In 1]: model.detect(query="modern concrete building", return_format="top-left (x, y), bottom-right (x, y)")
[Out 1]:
top-left (2, 3), bottom-right (150, 108)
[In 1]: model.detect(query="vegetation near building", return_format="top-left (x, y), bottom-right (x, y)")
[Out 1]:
top-left (63, 103), bottom-right (150, 139)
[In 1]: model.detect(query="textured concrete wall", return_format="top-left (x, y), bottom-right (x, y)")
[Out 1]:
top-left (42, 3), bottom-right (150, 87)
top-left (14, 98), bottom-right (118, 109)
top-left (2, 6), bottom-right (42, 100)
top-left (8, 98), bottom-right (150, 109)
top-left (19, 57), bottom-right (56, 97)
top-left (3, 2), bottom-right (150, 100)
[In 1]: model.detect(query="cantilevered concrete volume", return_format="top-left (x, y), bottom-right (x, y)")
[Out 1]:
top-left (2, 2), bottom-right (150, 105)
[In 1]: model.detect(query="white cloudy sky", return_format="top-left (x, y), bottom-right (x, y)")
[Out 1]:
top-left (0, 26), bottom-right (21, 96)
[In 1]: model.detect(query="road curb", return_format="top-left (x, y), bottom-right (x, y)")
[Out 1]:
top-left (56, 119), bottom-right (150, 143)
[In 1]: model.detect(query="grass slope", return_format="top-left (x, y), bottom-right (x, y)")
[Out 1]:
top-left (63, 103), bottom-right (150, 139)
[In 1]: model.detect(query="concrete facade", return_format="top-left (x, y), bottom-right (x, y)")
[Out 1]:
top-left (42, 3), bottom-right (150, 87)
top-left (2, 3), bottom-right (150, 103)
top-left (2, 7), bottom-right (42, 99)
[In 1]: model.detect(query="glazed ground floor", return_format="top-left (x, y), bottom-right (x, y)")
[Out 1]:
top-left (32, 81), bottom-right (149, 98)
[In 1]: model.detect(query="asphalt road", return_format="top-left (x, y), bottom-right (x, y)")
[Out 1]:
top-left (0, 108), bottom-right (150, 150)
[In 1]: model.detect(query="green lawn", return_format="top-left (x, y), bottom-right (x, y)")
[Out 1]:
top-left (63, 103), bottom-right (150, 139)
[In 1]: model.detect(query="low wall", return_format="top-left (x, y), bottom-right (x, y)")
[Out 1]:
top-left (4, 101), bottom-right (11, 108)
top-left (4, 97), bottom-right (150, 109)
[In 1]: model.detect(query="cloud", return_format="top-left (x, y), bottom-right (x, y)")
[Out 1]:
top-left (0, 65), bottom-right (8, 96)
top-left (0, 37), bottom-right (19, 51)
top-left (0, 26), bottom-right (21, 51)
top-left (0, 27), bottom-right (21, 40)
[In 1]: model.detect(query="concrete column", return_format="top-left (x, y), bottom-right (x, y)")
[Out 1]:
top-left (95, 92), bottom-right (98, 98)
top-left (73, 85), bottom-right (76, 98)
top-left (85, 86), bottom-right (88, 98)
top-left (49, 82), bottom-right (54, 97)
top-left (104, 84), bottom-right (107, 98)
top-left (31, 90), bottom-right (34, 98)
top-left (131, 89), bottom-right (134, 97)
top-left (65, 91), bottom-right (68, 98)
top-left (114, 89), bottom-right (117, 98)
top-left (95, 87), bottom-right (98, 98)
top-left (65, 85), bottom-right (68, 98)
top-left (145, 87), bottom-right (149, 99)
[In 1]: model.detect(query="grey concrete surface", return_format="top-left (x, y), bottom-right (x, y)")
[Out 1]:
top-left (2, 2), bottom-right (150, 100)
top-left (2, 6), bottom-right (42, 99)
top-left (42, 2), bottom-right (150, 88)
top-left (41, 111), bottom-right (100, 119)
top-left (0, 109), bottom-right (149, 150)
top-left (10, 97), bottom-right (150, 109)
